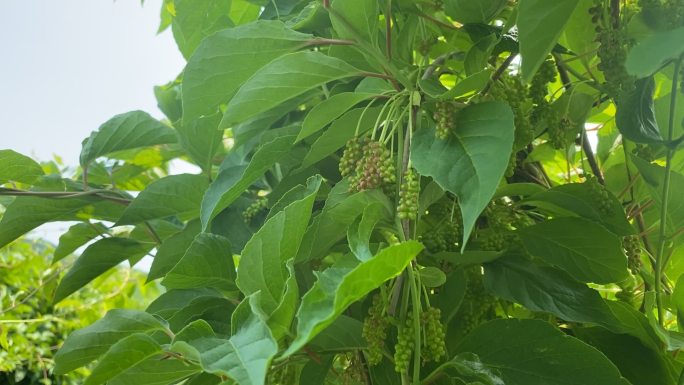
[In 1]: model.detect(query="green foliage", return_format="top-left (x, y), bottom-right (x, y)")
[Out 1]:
top-left (4, 1), bottom-right (684, 384)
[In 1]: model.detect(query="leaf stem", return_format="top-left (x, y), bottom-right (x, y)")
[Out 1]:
top-left (655, 55), bottom-right (683, 325)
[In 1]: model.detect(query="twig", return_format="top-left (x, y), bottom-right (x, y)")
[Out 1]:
top-left (481, 53), bottom-right (516, 96)
top-left (385, 0), bottom-right (392, 61)
top-left (421, 51), bottom-right (462, 80)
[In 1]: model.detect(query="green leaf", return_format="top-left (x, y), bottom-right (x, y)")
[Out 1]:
top-left (440, 69), bottom-right (494, 100)
top-left (182, 21), bottom-right (312, 122)
top-left (53, 222), bottom-right (108, 263)
top-left (117, 174), bottom-right (209, 225)
top-left (193, 296), bottom-right (278, 385)
top-left (54, 238), bottom-right (151, 303)
top-left (54, 309), bottom-right (167, 374)
top-left (631, 157), bottom-right (684, 235)
top-left (201, 135), bottom-right (296, 228)
top-left (162, 233), bottom-right (235, 291)
top-left (147, 220), bottom-right (201, 282)
top-left (171, 0), bottom-right (233, 59)
top-left (418, 266), bottom-right (447, 288)
top-left (284, 241), bottom-right (424, 357)
top-left (298, 92), bottom-right (379, 143)
top-left (0, 194), bottom-right (123, 249)
top-left (523, 183), bottom-right (634, 236)
top-left (615, 77), bottom-right (664, 144)
top-left (80, 111), bottom-right (177, 167)
top-left (301, 106), bottom-right (383, 167)
top-left (177, 113), bottom-right (224, 173)
top-left (428, 353), bottom-right (504, 385)
top-left (237, 176), bottom-right (321, 313)
top-left (84, 333), bottom-right (162, 385)
top-left (411, 101), bottom-right (514, 249)
top-left (484, 254), bottom-right (660, 349)
top-left (329, 0), bottom-right (379, 45)
top-left (518, 0), bottom-right (581, 82)
top-left (230, 0), bottom-right (261, 25)
top-left (109, 358), bottom-right (200, 385)
top-left (146, 288), bottom-right (234, 334)
top-left (222, 51), bottom-right (361, 127)
top-left (0, 149), bottom-right (44, 185)
top-left (347, 203), bottom-right (384, 262)
top-left (309, 315), bottom-right (366, 351)
top-left (626, 26), bottom-right (684, 78)
top-left (444, 0), bottom-right (507, 24)
top-left (296, 184), bottom-right (393, 262)
top-left (519, 217), bottom-right (629, 284)
top-left (456, 319), bottom-right (631, 385)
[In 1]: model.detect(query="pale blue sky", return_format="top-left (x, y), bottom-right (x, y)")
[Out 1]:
top-left (0, 0), bottom-right (186, 166)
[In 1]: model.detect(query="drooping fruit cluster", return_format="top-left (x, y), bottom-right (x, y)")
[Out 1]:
top-left (393, 312), bottom-right (415, 374)
top-left (453, 267), bottom-right (497, 336)
top-left (362, 294), bottom-right (390, 366)
top-left (586, 175), bottom-right (614, 216)
top-left (348, 140), bottom-right (396, 192)
top-left (340, 137), bottom-right (366, 177)
top-left (421, 307), bottom-right (447, 362)
top-left (623, 235), bottom-right (642, 275)
top-left (242, 197), bottom-right (268, 223)
top-left (529, 59), bottom-right (557, 105)
top-left (397, 169), bottom-right (420, 220)
top-left (433, 101), bottom-right (456, 140)
top-left (589, 1), bottom-right (634, 99)
top-left (548, 115), bottom-right (574, 149)
top-left (421, 218), bottom-right (461, 253)
top-left (491, 73), bottom-right (534, 150)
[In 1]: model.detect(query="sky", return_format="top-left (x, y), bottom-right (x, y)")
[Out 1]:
top-left (0, 1), bottom-right (187, 264)
top-left (0, 0), bottom-right (186, 166)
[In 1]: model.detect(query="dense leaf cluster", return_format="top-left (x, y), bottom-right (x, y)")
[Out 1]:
top-left (3, 0), bottom-right (684, 384)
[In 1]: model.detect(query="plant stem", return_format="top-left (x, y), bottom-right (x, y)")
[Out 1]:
top-left (481, 53), bottom-right (516, 96)
top-left (655, 55), bottom-right (683, 325)
top-left (407, 266), bottom-right (421, 385)
top-left (385, 0), bottom-right (392, 61)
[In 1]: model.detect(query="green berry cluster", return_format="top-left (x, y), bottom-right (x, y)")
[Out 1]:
top-left (242, 197), bottom-right (268, 223)
top-left (623, 235), bottom-right (642, 275)
top-left (491, 74), bottom-right (535, 150)
top-left (586, 176), bottom-right (614, 216)
top-left (349, 140), bottom-right (396, 192)
top-left (393, 313), bottom-right (415, 374)
top-left (529, 59), bottom-right (557, 105)
top-left (453, 268), bottom-right (497, 336)
top-left (340, 137), bottom-right (366, 177)
top-left (362, 294), bottom-right (390, 366)
top-left (398, 169), bottom-right (420, 220)
top-left (589, 1), bottom-right (634, 99)
top-left (433, 102), bottom-right (456, 140)
top-left (421, 221), bottom-right (460, 253)
top-left (548, 115), bottom-right (573, 150)
top-left (421, 307), bottom-right (447, 362)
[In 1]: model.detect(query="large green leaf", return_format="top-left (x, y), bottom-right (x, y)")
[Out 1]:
top-left (182, 21), bottom-right (312, 122)
top-left (329, 0), bottom-right (379, 45)
top-left (456, 319), bottom-right (631, 385)
top-left (171, 0), bottom-right (233, 59)
top-left (117, 174), bottom-right (209, 225)
top-left (54, 238), bottom-right (151, 303)
top-left (0, 149), bottom-right (44, 185)
top-left (84, 333), bottom-right (162, 385)
top-left (53, 222), bottom-right (108, 262)
top-left (236, 176), bottom-right (321, 313)
top-left (54, 309), bottom-right (168, 374)
top-left (301, 106), bottom-right (383, 167)
top-left (0, 189), bottom-right (125, 249)
top-left (222, 51), bottom-right (361, 127)
top-left (626, 26), bottom-right (684, 78)
top-left (192, 296), bottom-right (277, 385)
top-left (523, 183), bottom-right (634, 236)
top-left (519, 217), bottom-right (629, 284)
top-left (411, 101), bottom-right (514, 248)
top-left (631, 157), bottom-right (684, 235)
top-left (108, 358), bottom-right (200, 385)
top-left (297, 92), bottom-right (379, 142)
top-left (146, 288), bottom-right (234, 334)
top-left (347, 203), bottom-right (384, 262)
top-left (518, 0), bottom-right (581, 82)
top-left (162, 233), bottom-right (235, 291)
top-left (147, 220), bottom-right (201, 282)
top-left (615, 77), bottom-right (664, 144)
top-left (284, 241), bottom-right (424, 357)
top-left (484, 254), bottom-right (660, 350)
top-left (80, 111), bottom-right (177, 167)
top-left (444, 0), bottom-right (507, 24)
top-left (200, 135), bottom-right (296, 228)
top-left (177, 113), bottom-right (224, 173)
